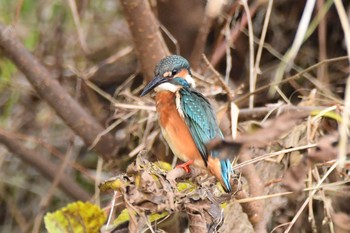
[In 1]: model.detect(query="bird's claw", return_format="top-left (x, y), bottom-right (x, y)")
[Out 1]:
top-left (175, 160), bottom-right (194, 173)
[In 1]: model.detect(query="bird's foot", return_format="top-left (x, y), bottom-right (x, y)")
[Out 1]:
top-left (175, 160), bottom-right (194, 173)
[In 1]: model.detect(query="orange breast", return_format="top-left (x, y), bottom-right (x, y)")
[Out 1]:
top-left (155, 91), bottom-right (205, 168)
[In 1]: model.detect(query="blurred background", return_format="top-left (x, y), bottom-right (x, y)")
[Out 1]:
top-left (0, 0), bottom-right (349, 232)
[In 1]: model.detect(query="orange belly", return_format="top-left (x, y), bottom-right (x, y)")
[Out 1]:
top-left (155, 91), bottom-right (205, 168)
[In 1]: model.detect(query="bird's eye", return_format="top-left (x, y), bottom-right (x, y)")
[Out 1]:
top-left (171, 69), bottom-right (178, 76)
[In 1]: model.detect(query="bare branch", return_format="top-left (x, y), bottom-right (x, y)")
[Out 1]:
top-left (0, 23), bottom-right (120, 160)
top-left (120, 0), bottom-right (169, 81)
top-left (0, 129), bottom-right (90, 201)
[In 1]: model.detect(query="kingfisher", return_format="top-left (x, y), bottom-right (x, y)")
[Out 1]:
top-left (141, 55), bottom-right (232, 192)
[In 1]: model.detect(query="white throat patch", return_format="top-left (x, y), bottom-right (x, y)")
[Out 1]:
top-left (183, 74), bottom-right (196, 88)
top-left (154, 82), bottom-right (181, 93)
top-left (154, 82), bottom-right (185, 119)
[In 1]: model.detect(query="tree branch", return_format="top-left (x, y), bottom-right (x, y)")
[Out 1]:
top-left (210, 2), bottom-right (260, 67)
top-left (120, 0), bottom-right (169, 81)
top-left (190, 15), bottom-right (213, 70)
top-left (0, 129), bottom-right (90, 201)
top-left (0, 23), bottom-right (119, 160)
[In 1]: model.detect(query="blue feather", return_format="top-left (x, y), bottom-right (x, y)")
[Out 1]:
top-left (171, 78), bottom-right (232, 191)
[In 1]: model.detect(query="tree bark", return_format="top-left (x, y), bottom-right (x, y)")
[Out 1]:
top-left (120, 0), bottom-right (169, 81)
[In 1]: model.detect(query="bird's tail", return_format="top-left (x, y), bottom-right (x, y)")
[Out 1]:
top-left (220, 159), bottom-right (232, 192)
top-left (207, 157), bottom-right (232, 193)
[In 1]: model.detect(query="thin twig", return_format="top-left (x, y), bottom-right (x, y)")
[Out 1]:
top-left (234, 56), bottom-right (348, 104)
top-left (89, 110), bottom-right (137, 150)
top-left (0, 129), bottom-right (90, 201)
top-left (241, 0), bottom-right (256, 108)
top-left (270, 0), bottom-right (317, 96)
top-left (252, 0), bottom-right (273, 92)
top-left (284, 161), bottom-right (340, 232)
top-left (0, 23), bottom-right (120, 160)
top-left (233, 144), bottom-right (317, 170)
top-left (333, 0), bottom-right (350, 170)
top-left (224, 15), bottom-right (233, 83)
top-left (32, 137), bottom-right (76, 233)
top-left (241, 26), bottom-right (338, 101)
top-left (86, 46), bottom-right (134, 79)
top-left (236, 180), bottom-right (349, 204)
top-left (210, 1), bottom-right (260, 67)
top-left (202, 54), bottom-right (235, 100)
top-left (159, 22), bottom-right (180, 55)
top-left (67, 0), bottom-right (89, 53)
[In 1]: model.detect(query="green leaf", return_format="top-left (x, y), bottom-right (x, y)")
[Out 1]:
top-left (44, 201), bottom-right (106, 233)
top-left (311, 110), bottom-right (342, 123)
top-left (113, 209), bottom-right (130, 227)
top-left (154, 161), bottom-right (172, 171)
top-left (112, 209), bottom-right (169, 228)
top-left (148, 211), bottom-right (169, 222)
top-left (99, 176), bottom-right (127, 192)
top-left (177, 181), bottom-right (196, 192)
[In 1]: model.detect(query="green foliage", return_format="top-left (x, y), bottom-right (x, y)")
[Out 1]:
top-left (23, 29), bottom-right (39, 50)
top-left (0, 0), bottom-right (14, 23)
top-left (0, 59), bottom-right (18, 122)
top-left (111, 208), bottom-right (169, 229)
top-left (44, 201), bottom-right (106, 233)
top-left (154, 161), bottom-right (173, 171)
top-left (99, 176), bottom-right (128, 192)
top-left (177, 181), bottom-right (196, 192)
top-left (311, 110), bottom-right (342, 123)
top-left (113, 209), bottom-right (130, 227)
top-left (0, 59), bottom-right (16, 90)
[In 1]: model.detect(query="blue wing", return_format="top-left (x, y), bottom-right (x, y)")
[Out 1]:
top-left (179, 88), bottom-right (223, 165)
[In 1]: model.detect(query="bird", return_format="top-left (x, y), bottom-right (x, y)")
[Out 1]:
top-left (141, 55), bottom-right (232, 192)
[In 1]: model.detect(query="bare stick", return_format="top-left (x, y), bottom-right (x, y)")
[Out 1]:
top-left (67, 0), bottom-right (89, 53)
top-left (241, 0), bottom-right (256, 109)
top-left (210, 1), bottom-right (260, 67)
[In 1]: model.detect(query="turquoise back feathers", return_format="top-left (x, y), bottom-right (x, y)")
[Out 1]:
top-left (171, 77), bottom-right (232, 192)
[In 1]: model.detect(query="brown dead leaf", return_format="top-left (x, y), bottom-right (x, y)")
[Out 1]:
top-left (185, 202), bottom-right (214, 233)
top-left (140, 171), bottom-right (158, 192)
top-left (102, 154), bottom-right (236, 232)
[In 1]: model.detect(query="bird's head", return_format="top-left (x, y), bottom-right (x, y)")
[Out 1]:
top-left (141, 55), bottom-right (196, 96)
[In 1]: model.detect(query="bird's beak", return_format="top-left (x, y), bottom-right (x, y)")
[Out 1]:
top-left (140, 75), bottom-right (167, 96)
